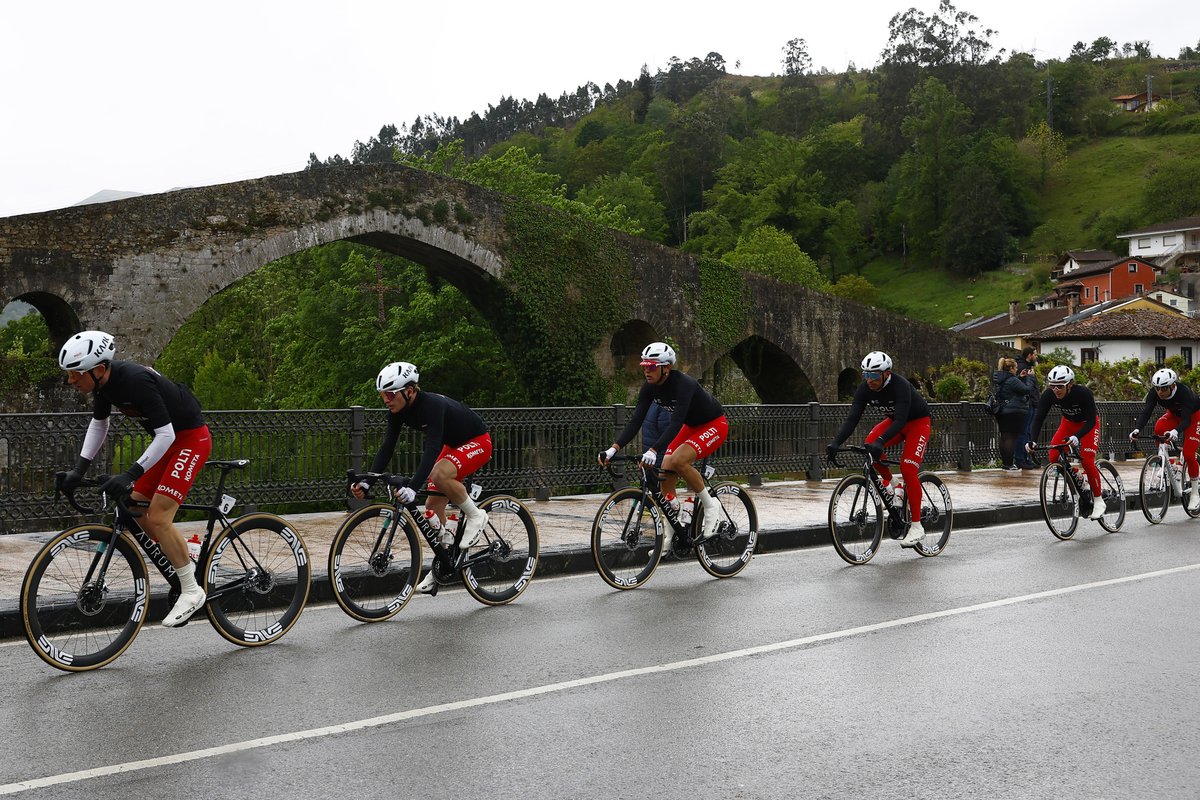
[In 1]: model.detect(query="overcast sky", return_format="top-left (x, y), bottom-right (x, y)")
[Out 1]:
top-left (2, 0), bottom-right (1196, 218)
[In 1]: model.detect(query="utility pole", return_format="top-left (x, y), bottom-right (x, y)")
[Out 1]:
top-left (1045, 61), bottom-right (1054, 129)
top-left (1146, 74), bottom-right (1154, 109)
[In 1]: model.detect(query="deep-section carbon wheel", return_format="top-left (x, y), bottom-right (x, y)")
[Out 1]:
top-left (461, 495), bottom-right (539, 605)
top-left (695, 483), bottom-right (757, 578)
top-left (591, 487), bottom-right (665, 590)
top-left (1095, 460), bottom-right (1126, 533)
top-left (912, 473), bottom-right (953, 557)
top-left (1040, 463), bottom-right (1079, 540)
top-left (1139, 455), bottom-right (1170, 524)
top-left (204, 513), bottom-right (311, 644)
top-left (21, 525), bottom-right (148, 672)
top-left (327, 504), bottom-right (421, 622)
top-left (828, 474), bottom-right (884, 565)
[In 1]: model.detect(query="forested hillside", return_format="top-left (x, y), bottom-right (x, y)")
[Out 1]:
top-left (5, 2), bottom-right (1200, 410)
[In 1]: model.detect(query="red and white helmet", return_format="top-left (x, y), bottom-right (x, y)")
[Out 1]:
top-left (639, 342), bottom-right (676, 367)
top-left (58, 331), bottom-right (115, 371)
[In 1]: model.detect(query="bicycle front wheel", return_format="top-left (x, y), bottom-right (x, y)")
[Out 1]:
top-left (591, 487), bottom-right (665, 590)
top-left (461, 495), bottom-right (539, 605)
top-left (912, 473), bottom-right (953, 557)
top-left (828, 475), bottom-right (884, 565)
top-left (21, 525), bottom-right (149, 672)
top-left (1139, 455), bottom-right (1170, 524)
top-left (695, 483), bottom-right (758, 578)
top-left (327, 504), bottom-right (421, 622)
top-left (1040, 463), bottom-right (1079, 540)
top-left (203, 513), bottom-right (311, 645)
top-left (1096, 460), bottom-right (1126, 533)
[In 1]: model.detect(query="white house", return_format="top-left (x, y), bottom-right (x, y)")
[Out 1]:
top-left (1033, 309), bottom-right (1200, 367)
top-left (1116, 216), bottom-right (1200, 271)
top-left (1147, 286), bottom-right (1192, 314)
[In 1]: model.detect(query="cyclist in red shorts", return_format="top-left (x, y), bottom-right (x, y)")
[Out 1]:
top-left (58, 330), bottom-right (212, 627)
top-left (597, 342), bottom-right (728, 541)
top-left (1129, 367), bottom-right (1200, 512)
top-left (826, 351), bottom-right (931, 546)
top-left (1027, 364), bottom-right (1106, 521)
top-left (350, 361), bottom-right (492, 593)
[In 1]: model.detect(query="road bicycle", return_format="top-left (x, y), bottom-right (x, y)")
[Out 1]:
top-left (20, 459), bottom-right (311, 672)
top-left (1135, 433), bottom-right (1200, 524)
top-left (328, 471), bottom-right (539, 620)
top-left (1033, 439), bottom-right (1125, 539)
top-left (590, 455), bottom-right (757, 590)
top-left (826, 445), bottom-right (953, 565)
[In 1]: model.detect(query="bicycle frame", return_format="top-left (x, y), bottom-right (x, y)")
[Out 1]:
top-left (830, 447), bottom-right (910, 532)
top-left (607, 456), bottom-right (717, 545)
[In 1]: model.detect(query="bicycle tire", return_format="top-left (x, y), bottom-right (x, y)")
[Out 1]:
top-left (203, 513), bottom-right (311, 645)
top-left (21, 524), bottom-right (148, 672)
top-left (1139, 455), bottom-right (1170, 524)
top-left (695, 483), bottom-right (758, 578)
top-left (1040, 463), bottom-right (1079, 540)
top-left (828, 474), bottom-right (884, 565)
top-left (461, 495), bottom-right (539, 605)
top-left (327, 503), bottom-right (421, 622)
top-left (911, 473), bottom-right (953, 557)
top-left (591, 487), bottom-right (666, 590)
top-left (1095, 460), bottom-right (1126, 533)
top-left (1182, 471), bottom-right (1200, 519)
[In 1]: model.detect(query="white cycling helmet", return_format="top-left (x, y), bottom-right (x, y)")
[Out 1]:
top-left (58, 330), bottom-right (115, 371)
top-left (376, 361), bottom-right (420, 392)
top-left (1047, 364), bottom-right (1075, 385)
top-left (640, 341), bottom-right (676, 366)
top-left (860, 351), bottom-right (892, 372)
top-left (1151, 367), bottom-right (1178, 388)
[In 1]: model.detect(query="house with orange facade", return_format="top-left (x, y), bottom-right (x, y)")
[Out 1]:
top-left (1062, 255), bottom-right (1159, 306)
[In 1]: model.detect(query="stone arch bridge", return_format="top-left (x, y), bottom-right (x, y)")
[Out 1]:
top-left (0, 163), bottom-right (1001, 404)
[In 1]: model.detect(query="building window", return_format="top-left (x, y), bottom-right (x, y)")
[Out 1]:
top-left (1183, 347), bottom-right (1194, 369)
top-left (1155, 346), bottom-right (1167, 364)
top-left (1134, 283), bottom-right (1144, 294)
top-left (1081, 348), bottom-right (1099, 363)
top-left (1138, 238), bottom-right (1151, 249)
top-left (1171, 299), bottom-right (1179, 306)
top-left (1084, 286), bottom-right (1091, 299)
top-left (1164, 234), bottom-right (1178, 246)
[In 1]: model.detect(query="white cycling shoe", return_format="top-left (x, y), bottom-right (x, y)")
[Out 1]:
top-left (1087, 502), bottom-right (1106, 520)
top-left (415, 571), bottom-right (438, 594)
top-left (899, 521), bottom-right (926, 547)
top-left (459, 510), bottom-right (488, 549)
top-left (1188, 492), bottom-right (1200, 513)
top-left (162, 586), bottom-right (206, 628)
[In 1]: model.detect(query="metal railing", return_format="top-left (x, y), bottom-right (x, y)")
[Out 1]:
top-left (0, 401), bottom-right (1144, 534)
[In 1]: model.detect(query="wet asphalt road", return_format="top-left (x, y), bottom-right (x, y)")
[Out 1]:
top-left (1, 514), bottom-right (1198, 799)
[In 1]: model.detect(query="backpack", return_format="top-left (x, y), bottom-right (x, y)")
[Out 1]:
top-left (982, 391), bottom-right (1001, 416)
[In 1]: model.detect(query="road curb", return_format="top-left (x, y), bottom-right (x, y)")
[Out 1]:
top-left (1, 497), bottom-right (1141, 643)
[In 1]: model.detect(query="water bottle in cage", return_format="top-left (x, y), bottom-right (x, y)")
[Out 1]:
top-left (678, 497), bottom-right (695, 526)
top-left (892, 482), bottom-right (905, 510)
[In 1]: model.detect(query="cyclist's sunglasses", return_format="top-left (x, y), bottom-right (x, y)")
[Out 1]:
top-left (862, 370), bottom-right (883, 380)
top-left (381, 389), bottom-right (403, 401)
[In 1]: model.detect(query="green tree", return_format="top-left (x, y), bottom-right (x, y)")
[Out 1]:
top-left (721, 225), bottom-right (827, 288)
top-left (1141, 161), bottom-right (1200, 222)
top-left (576, 173), bottom-right (668, 242)
top-left (826, 273), bottom-right (881, 306)
top-left (191, 350), bottom-right (266, 410)
top-left (1019, 120), bottom-right (1067, 189)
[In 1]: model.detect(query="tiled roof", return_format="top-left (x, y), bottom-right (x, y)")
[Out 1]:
top-left (1057, 249), bottom-right (1118, 266)
top-left (966, 307), bottom-right (1071, 337)
top-left (1033, 310), bottom-right (1200, 341)
top-left (1118, 216), bottom-right (1200, 237)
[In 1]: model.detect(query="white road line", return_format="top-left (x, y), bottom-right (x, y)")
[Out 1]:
top-left (2, 561), bottom-right (1197, 795)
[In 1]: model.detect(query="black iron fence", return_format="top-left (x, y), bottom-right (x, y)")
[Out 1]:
top-left (0, 401), bottom-right (1145, 534)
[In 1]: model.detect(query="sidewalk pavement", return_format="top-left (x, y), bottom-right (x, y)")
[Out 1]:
top-left (0, 462), bottom-right (1148, 640)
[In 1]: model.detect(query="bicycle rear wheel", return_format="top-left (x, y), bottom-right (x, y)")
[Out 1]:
top-left (695, 483), bottom-right (758, 578)
top-left (912, 473), bottom-right (953, 557)
top-left (327, 504), bottom-right (421, 622)
top-left (1139, 455), bottom-right (1170, 524)
top-left (828, 475), bottom-right (883, 565)
top-left (591, 487), bottom-right (665, 590)
top-left (1040, 463), bottom-right (1079, 540)
top-left (461, 495), bottom-right (539, 605)
top-left (1096, 460), bottom-right (1126, 533)
top-left (203, 513), bottom-right (311, 645)
top-left (21, 525), bottom-right (149, 672)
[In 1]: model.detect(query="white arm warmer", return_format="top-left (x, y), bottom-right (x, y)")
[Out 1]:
top-left (136, 423), bottom-right (177, 472)
top-left (80, 417), bottom-right (110, 461)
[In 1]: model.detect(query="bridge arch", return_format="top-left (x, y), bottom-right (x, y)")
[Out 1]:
top-left (0, 163), bottom-right (1005, 408)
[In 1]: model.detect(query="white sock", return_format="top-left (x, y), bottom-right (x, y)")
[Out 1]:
top-left (176, 560), bottom-right (199, 593)
top-left (458, 497), bottom-right (484, 519)
top-left (701, 490), bottom-right (719, 512)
